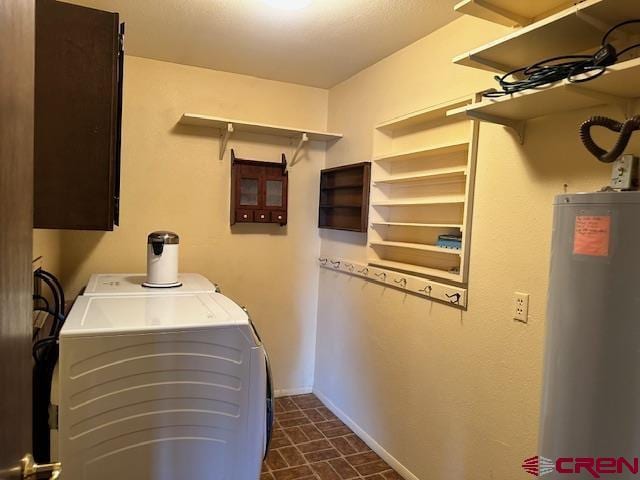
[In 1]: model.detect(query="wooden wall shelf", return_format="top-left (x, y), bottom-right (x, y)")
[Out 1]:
top-left (454, 0), bottom-right (573, 27)
top-left (179, 113), bottom-right (342, 160)
top-left (453, 0), bottom-right (637, 73)
top-left (319, 162), bottom-right (371, 232)
top-left (451, 57), bottom-right (640, 143)
top-left (373, 142), bottom-right (469, 163)
top-left (375, 96), bottom-right (475, 132)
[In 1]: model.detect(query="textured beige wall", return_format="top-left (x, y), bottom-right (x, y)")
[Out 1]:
top-left (315, 15), bottom-right (632, 480)
top-left (39, 56), bottom-right (330, 393)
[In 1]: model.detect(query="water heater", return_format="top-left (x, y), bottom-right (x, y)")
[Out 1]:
top-left (540, 191), bottom-right (640, 465)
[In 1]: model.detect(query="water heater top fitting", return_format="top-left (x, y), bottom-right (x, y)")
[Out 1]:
top-left (143, 231), bottom-right (181, 288)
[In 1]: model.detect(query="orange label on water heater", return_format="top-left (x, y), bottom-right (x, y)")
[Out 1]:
top-left (573, 215), bottom-right (611, 257)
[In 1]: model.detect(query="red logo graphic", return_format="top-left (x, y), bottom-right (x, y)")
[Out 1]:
top-left (522, 456), bottom-right (555, 477)
top-left (522, 456), bottom-right (640, 478)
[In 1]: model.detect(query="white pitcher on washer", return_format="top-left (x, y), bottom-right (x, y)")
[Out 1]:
top-left (144, 231), bottom-right (181, 287)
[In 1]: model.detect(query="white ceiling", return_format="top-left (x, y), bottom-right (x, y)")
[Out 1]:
top-left (65, 0), bottom-right (459, 88)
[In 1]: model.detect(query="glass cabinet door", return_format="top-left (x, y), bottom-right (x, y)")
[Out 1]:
top-left (240, 178), bottom-right (259, 206)
top-left (266, 180), bottom-right (283, 207)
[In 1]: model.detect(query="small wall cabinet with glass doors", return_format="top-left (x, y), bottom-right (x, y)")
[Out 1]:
top-left (230, 149), bottom-right (288, 226)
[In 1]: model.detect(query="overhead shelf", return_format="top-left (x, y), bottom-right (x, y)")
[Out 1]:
top-left (374, 167), bottom-right (466, 186)
top-left (179, 113), bottom-right (342, 160)
top-left (454, 0), bottom-right (573, 27)
top-left (451, 57), bottom-right (640, 142)
top-left (372, 196), bottom-right (465, 207)
top-left (453, 0), bottom-right (638, 73)
top-left (371, 222), bottom-right (463, 229)
top-left (368, 259), bottom-right (461, 282)
top-left (373, 142), bottom-right (469, 163)
top-left (370, 240), bottom-right (462, 256)
top-left (376, 95), bottom-right (475, 132)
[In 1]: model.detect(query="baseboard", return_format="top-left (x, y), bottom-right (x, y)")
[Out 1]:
top-left (275, 386), bottom-right (313, 397)
top-left (313, 388), bottom-right (419, 480)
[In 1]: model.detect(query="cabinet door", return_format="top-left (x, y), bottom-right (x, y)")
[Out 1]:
top-left (34, 0), bottom-right (123, 230)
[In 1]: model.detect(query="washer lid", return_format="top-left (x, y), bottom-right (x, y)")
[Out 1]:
top-left (84, 273), bottom-right (217, 296)
top-left (61, 292), bottom-right (248, 337)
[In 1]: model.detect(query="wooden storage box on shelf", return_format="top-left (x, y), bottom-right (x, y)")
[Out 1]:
top-left (318, 162), bottom-right (371, 233)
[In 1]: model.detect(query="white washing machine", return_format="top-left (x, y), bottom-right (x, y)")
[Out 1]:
top-left (82, 272), bottom-right (219, 296)
top-left (53, 282), bottom-right (273, 480)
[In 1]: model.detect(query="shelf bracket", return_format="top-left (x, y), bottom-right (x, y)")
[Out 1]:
top-left (564, 85), bottom-right (634, 117)
top-left (219, 122), bottom-right (234, 160)
top-left (291, 132), bottom-right (309, 166)
top-left (466, 110), bottom-right (526, 144)
top-left (457, 0), bottom-right (531, 27)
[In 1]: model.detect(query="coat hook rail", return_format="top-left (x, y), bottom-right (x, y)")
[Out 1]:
top-left (318, 256), bottom-right (467, 309)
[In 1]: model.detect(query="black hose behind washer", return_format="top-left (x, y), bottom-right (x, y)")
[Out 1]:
top-left (580, 115), bottom-right (640, 163)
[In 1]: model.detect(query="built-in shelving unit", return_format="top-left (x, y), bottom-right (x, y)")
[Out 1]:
top-left (319, 162), bottom-right (371, 232)
top-left (453, 0), bottom-right (637, 73)
top-left (179, 113), bottom-right (343, 160)
top-left (369, 95), bottom-right (479, 285)
top-left (454, 0), bottom-right (574, 27)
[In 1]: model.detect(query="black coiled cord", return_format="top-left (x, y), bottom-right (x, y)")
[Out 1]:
top-left (580, 115), bottom-right (640, 163)
top-left (484, 19), bottom-right (640, 98)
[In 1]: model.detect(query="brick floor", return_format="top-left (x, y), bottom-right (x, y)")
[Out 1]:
top-left (262, 394), bottom-right (403, 480)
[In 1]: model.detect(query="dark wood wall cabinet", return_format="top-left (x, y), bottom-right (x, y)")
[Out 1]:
top-left (319, 162), bottom-right (371, 232)
top-left (34, 0), bottom-right (124, 230)
top-left (230, 150), bottom-right (288, 226)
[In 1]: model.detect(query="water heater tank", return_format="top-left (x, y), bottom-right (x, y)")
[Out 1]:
top-left (540, 191), bottom-right (640, 463)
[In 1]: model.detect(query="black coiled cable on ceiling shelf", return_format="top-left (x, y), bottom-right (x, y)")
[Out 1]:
top-left (484, 19), bottom-right (640, 98)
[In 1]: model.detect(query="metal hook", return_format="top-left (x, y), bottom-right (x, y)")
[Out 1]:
top-left (319, 258), bottom-right (328, 265)
top-left (446, 292), bottom-right (461, 304)
top-left (393, 278), bottom-right (407, 288)
top-left (374, 272), bottom-right (386, 281)
top-left (330, 260), bottom-right (341, 269)
top-left (357, 267), bottom-right (369, 276)
top-left (419, 284), bottom-right (432, 296)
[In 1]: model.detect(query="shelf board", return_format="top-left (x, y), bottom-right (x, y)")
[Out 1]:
top-left (373, 142), bottom-right (469, 163)
top-left (454, 0), bottom-right (572, 27)
top-left (179, 113), bottom-right (343, 141)
top-left (374, 168), bottom-right (466, 186)
top-left (319, 225), bottom-right (364, 232)
top-left (376, 96), bottom-right (475, 132)
top-left (455, 57), bottom-right (640, 127)
top-left (319, 204), bottom-right (362, 208)
top-left (320, 184), bottom-right (364, 190)
top-left (453, 0), bottom-right (638, 73)
top-left (368, 258), bottom-right (461, 282)
top-left (370, 240), bottom-right (462, 256)
top-left (371, 222), bottom-right (463, 229)
top-left (372, 196), bottom-right (465, 207)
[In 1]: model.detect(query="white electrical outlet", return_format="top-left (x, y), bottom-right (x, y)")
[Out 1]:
top-left (513, 292), bottom-right (529, 323)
